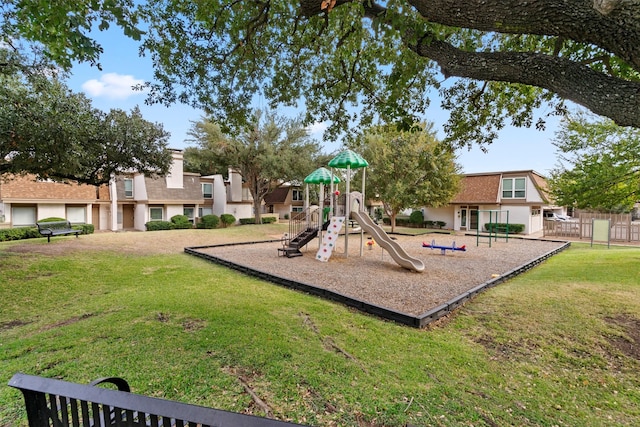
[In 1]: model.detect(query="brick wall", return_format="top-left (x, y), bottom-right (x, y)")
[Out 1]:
top-left (1, 174), bottom-right (109, 201)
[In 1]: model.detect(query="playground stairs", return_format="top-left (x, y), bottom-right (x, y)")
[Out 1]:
top-left (279, 247), bottom-right (304, 258)
top-left (282, 220), bottom-right (330, 258)
top-left (283, 206), bottom-right (329, 258)
top-left (289, 227), bottom-right (319, 250)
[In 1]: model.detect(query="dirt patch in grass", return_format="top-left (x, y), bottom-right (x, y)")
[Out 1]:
top-left (0, 319), bottom-right (32, 331)
top-left (3, 229), bottom-right (267, 256)
top-left (37, 313), bottom-right (95, 333)
top-left (182, 319), bottom-right (206, 332)
top-left (606, 314), bottom-right (640, 361)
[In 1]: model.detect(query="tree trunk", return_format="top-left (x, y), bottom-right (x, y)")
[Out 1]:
top-left (253, 197), bottom-right (262, 224)
top-left (299, 0), bottom-right (640, 128)
top-left (390, 211), bottom-right (397, 233)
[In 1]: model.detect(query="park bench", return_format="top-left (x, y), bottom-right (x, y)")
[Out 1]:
top-left (8, 372), bottom-right (308, 427)
top-left (36, 220), bottom-right (82, 243)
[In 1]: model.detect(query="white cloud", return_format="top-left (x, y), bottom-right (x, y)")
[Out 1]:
top-left (306, 121), bottom-right (328, 135)
top-left (81, 73), bottom-right (147, 100)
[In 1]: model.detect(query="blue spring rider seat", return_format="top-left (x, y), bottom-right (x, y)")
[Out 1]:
top-left (422, 239), bottom-right (467, 255)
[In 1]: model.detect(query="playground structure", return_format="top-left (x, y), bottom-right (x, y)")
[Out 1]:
top-left (280, 150), bottom-right (425, 273)
top-left (422, 240), bottom-right (467, 255)
top-left (476, 209), bottom-right (510, 247)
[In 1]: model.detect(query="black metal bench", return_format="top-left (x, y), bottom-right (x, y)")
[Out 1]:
top-left (36, 220), bottom-right (82, 243)
top-left (8, 373), bottom-right (308, 427)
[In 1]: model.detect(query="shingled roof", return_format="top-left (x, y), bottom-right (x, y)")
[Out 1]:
top-left (144, 173), bottom-right (203, 203)
top-left (451, 174), bottom-right (501, 204)
top-left (450, 170), bottom-right (551, 205)
top-left (264, 186), bottom-right (290, 204)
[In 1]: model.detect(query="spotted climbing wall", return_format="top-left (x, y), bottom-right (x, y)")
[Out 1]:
top-left (316, 216), bottom-right (345, 262)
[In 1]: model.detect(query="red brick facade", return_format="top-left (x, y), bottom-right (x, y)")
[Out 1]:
top-left (1, 174), bottom-right (109, 201)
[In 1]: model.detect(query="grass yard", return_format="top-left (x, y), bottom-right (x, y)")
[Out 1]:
top-left (1, 226), bottom-right (639, 426)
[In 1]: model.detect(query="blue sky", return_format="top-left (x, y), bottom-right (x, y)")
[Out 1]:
top-left (65, 27), bottom-right (563, 176)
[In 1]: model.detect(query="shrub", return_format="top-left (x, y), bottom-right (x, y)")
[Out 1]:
top-left (284, 214), bottom-right (289, 220)
top-left (425, 220), bottom-right (447, 229)
top-left (409, 211), bottom-right (424, 226)
top-left (145, 221), bottom-right (173, 231)
top-left (77, 224), bottom-right (94, 235)
top-left (484, 223), bottom-right (525, 234)
top-left (0, 227), bottom-right (40, 242)
top-left (395, 217), bottom-right (410, 227)
top-left (238, 216), bottom-right (276, 225)
top-left (173, 222), bottom-right (193, 230)
top-left (38, 217), bottom-right (67, 223)
top-left (170, 215), bottom-right (193, 229)
top-left (220, 214), bottom-right (236, 227)
top-left (170, 214), bottom-right (189, 224)
top-left (381, 217), bottom-right (412, 226)
top-left (197, 214), bottom-right (219, 229)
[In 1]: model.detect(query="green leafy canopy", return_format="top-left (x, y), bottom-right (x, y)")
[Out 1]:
top-left (139, 0), bottom-right (640, 150)
top-left (184, 110), bottom-right (322, 223)
top-left (349, 122), bottom-right (461, 231)
top-left (0, 48), bottom-right (172, 185)
top-left (5, 1), bottom-right (640, 152)
top-left (549, 112), bottom-right (640, 212)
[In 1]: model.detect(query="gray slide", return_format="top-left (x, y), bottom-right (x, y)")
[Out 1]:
top-left (351, 210), bottom-right (425, 273)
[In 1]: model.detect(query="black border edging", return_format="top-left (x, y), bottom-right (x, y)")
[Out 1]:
top-left (185, 239), bottom-right (571, 329)
top-left (415, 240), bottom-right (571, 327)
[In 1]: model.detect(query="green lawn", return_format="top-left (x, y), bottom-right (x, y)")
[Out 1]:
top-left (1, 229), bottom-right (639, 426)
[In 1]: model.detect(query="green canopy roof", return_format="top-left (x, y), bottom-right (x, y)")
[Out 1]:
top-left (328, 149), bottom-right (368, 169)
top-left (304, 167), bottom-right (341, 184)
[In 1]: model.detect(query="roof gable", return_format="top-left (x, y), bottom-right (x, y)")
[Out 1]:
top-left (451, 174), bottom-right (501, 204)
top-left (264, 187), bottom-right (290, 204)
top-left (451, 170), bottom-right (551, 205)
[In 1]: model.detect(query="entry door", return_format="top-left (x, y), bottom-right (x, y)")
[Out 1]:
top-left (92, 205), bottom-right (100, 230)
top-left (469, 206), bottom-right (479, 230)
top-left (123, 205), bottom-right (135, 229)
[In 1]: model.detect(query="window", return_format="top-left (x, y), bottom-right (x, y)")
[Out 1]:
top-left (242, 187), bottom-right (252, 201)
top-left (124, 178), bottom-right (133, 198)
top-left (502, 178), bottom-right (526, 198)
top-left (12, 206), bottom-right (36, 226)
top-left (184, 207), bottom-right (195, 223)
top-left (149, 207), bottom-right (163, 221)
top-left (202, 183), bottom-right (213, 199)
top-left (292, 207), bottom-right (304, 213)
top-left (532, 207), bottom-right (541, 216)
top-left (66, 206), bottom-right (86, 223)
top-left (198, 207), bottom-right (213, 217)
top-left (292, 189), bottom-right (303, 201)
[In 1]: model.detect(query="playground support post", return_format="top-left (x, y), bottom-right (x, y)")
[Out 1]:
top-left (476, 210), bottom-right (510, 247)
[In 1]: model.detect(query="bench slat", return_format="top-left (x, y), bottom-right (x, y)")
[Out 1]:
top-left (36, 221), bottom-right (81, 242)
top-left (9, 373), bottom-right (307, 427)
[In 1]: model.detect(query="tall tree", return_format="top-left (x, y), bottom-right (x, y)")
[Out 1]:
top-left (549, 113), bottom-right (640, 212)
top-left (139, 0), bottom-right (640, 149)
top-left (1, 0), bottom-right (142, 70)
top-left (5, 2), bottom-right (640, 149)
top-left (350, 123), bottom-right (461, 232)
top-left (185, 111), bottom-right (322, 223)
top-left (0, 50), bottom-right (172, 185)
